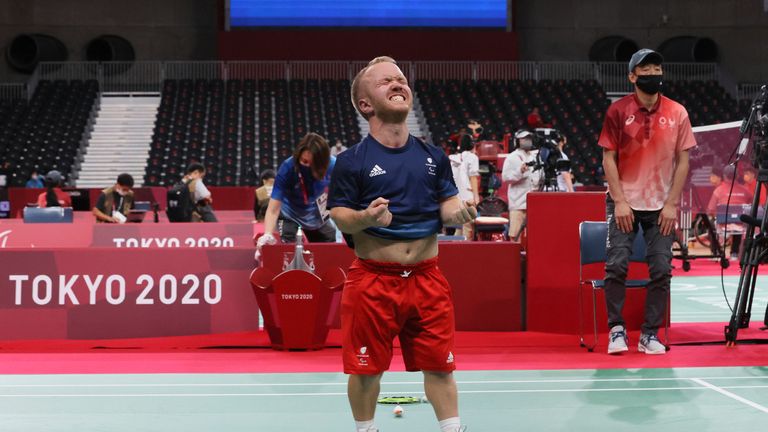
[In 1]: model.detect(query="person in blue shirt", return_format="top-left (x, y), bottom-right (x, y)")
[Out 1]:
top-left (328, 56), bottom-right (474, 432)
top-left (25, 170), bottom-right (44, 188)
top-left (256, 133), bottom-right (337, 255)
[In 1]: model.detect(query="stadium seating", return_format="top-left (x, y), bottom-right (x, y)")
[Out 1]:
top-left (0, 80), bottom-right (98, 186)
top-left (417, 78), bottom-right (740, 186)
top-left (0, 74), bottom-right (744, 189)
top-left (417, 78), bottom-right (611, 185)
top-left (144, 78), bottom-right (361, 186)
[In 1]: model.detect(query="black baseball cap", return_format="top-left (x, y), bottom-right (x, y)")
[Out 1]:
top-left (628, 48), bottom-right (664, 73)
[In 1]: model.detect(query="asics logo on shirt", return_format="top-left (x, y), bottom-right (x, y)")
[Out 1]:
top-left (400, 270), bottom-right (412, 278)
top-left (369, 164), bottom-right (387, 177)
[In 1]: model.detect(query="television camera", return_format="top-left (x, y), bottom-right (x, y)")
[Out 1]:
top-left (517, 127), bottom-right (571, 191)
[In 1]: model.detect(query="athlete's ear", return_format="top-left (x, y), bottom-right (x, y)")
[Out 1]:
top-left (358, 98), bottom-right (374, 117)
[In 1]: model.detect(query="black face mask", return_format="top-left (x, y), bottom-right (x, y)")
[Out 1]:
top-left (635, 74), bottom-right (663, 95)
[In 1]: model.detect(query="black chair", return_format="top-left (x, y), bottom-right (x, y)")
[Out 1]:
top-left (577, 221), bottom-right (670, 352)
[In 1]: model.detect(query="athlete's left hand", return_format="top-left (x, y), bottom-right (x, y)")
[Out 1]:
top-left (658, 203), bottom-right (677, 236)
top-left (454, 200), bottom-right (478, 224)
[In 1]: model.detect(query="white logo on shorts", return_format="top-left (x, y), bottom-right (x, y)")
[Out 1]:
top-left (357, 346), bottom-right (370, 366)
top-left (400, 270), bottom-right (412, 278)
top-left (447, 352), bottom-right (454, 364)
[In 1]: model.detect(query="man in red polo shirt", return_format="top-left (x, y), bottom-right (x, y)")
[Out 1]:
top-left (599, 48), bottom-right (697, 355)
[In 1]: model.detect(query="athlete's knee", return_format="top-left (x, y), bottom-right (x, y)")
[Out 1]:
top-left (423, 370), bottom-right (454, 382)
top-left (349, 373), bottom-right (383, 390)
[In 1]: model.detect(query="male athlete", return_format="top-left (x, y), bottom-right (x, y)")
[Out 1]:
top-left (328, 57), bottom-right (475, 432)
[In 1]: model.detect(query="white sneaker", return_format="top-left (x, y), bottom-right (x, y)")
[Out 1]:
top-left (638, 333), bottom-right (666, 355)
top-left (607, 325), bottom-right (629, 354)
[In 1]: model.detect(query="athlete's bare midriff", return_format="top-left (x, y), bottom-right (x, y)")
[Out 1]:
top-left (352, 231), bottom-right (438, 264)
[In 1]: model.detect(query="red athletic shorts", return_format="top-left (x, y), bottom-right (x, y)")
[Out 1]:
top-left (341, 257), bottom-right (457, 374)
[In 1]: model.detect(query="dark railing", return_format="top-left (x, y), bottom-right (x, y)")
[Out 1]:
top-left (29, 60), bottom-right (722, 97)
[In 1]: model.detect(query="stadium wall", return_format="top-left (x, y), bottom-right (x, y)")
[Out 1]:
top-left (0, 0), bottom-right (218, 82)
top-left (515, 0), bottom-right (768, 82)
top-left (2, 1), bottom-right (767, 82)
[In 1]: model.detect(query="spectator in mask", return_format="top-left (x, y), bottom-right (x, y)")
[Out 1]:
top-left (502, 130), bottom-right (543, 239)
top-left (331, 139), bottom-right (348, 157)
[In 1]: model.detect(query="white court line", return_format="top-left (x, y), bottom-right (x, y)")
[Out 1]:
top-left (3, 385), bottom-right (768, 398)
top-left (2, 375), bottom-right (768, 388)
top-left (691, 378), bottom-right (768, 414)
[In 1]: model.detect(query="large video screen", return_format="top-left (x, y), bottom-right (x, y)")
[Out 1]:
top-left (229, 0), bottom-right (509, 28)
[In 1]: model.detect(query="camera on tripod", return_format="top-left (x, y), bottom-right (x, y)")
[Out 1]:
top-left (516, 128), bottom-right (571, 190)
top-left (725, 84), bottom-right (768, 344)
top-left (745, 85), bottom-right (768, 171)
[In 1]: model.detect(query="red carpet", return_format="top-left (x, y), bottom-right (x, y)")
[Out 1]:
top-left (1, 258), bottom-right (765, 374)
top-left (672, 256), bottom-right (747, 276)
top-left (1, 327), bottom-right (766, 375)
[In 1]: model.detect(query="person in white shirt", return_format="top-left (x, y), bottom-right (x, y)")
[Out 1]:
top-left (502, 130), bottom-right (543, 239)
top-left (556, 135), bottom-right (575, 192)
top-left (330, 139), bottom-right (348, 157)
top-left (449, 139), bottom-right (480, 238)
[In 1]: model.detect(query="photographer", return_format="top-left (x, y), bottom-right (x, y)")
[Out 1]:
top-left (502, 130), bottom-right (543, 239)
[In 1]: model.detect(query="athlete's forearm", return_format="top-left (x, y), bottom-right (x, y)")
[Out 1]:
top-left (330, 207), bottom-right (374, 234)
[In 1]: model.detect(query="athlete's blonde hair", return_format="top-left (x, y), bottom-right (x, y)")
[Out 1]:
top-left (350, 56), bottom-right (398, 120)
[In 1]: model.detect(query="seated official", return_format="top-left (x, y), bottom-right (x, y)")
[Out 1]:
top-left (36, 170), bottom-right (72, 208)
top-left (92, 173), bottom-right (135, 223)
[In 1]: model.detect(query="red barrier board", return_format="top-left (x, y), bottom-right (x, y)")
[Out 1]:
top-left (261, 242), bottom-right (522, 331)
top-left (0, 242), bottom-right (520, 341)
top-left (526, 192), bottom-right (649, 334)
top-left (0, 222), bottom-right (256, 249)
top-left (0, 248), bottom-right (259, 340)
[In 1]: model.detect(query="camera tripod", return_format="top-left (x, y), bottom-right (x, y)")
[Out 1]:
top-left (724, 169), bottom-right (768, 345)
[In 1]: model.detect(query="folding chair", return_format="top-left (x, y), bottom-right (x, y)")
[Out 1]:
top-left (578, 221), bottom-right (670, 352)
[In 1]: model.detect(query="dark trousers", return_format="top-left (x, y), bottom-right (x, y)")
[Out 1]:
top-left (278, 216), bottom-right (337, 243)
top-left (194, 204), bottom-right (218, 222)
top-left (605, 196), bottom-right (674, 335)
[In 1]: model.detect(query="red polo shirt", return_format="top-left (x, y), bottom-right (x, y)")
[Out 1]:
top-left (599, 94), bottom-right (697, 210)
